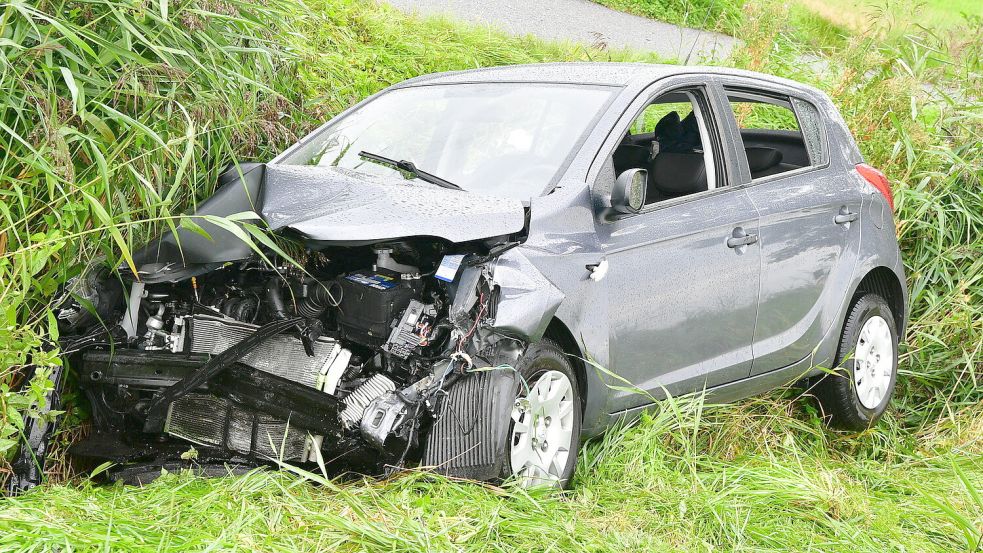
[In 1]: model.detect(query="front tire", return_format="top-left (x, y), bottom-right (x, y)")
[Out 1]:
top-left (505, 340), bottom-right (582, 488)
top-left (814, 293), bottom-right (899, 430)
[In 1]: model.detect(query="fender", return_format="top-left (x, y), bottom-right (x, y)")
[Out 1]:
top-left (809, 224), bottom-right (906, 372)
top-left (487, 248), bottom-right (565, 341)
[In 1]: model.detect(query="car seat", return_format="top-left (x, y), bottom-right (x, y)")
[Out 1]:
top-left (745, 146), bottom-right (800, 178)
top-left (646, 111), bottom-right (707, 202)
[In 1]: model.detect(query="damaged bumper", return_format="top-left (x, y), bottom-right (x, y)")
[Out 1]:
top-left (37, 236), bottom-right (565, 487)
top-left (7, 162), bottom-right (574, 490)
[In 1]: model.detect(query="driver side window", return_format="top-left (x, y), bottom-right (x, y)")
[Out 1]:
top-left (611, 88), bottom-right (719, 206)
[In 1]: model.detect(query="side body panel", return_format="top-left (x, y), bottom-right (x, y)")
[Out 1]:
top-left (557, 73), bottom-right (906, 437)
top-left (542, 75), bottom-right (764, 430)
top-left (712, 77), bottom-right (865, 376)
top-left (814, 178), bottom-right (907, 368)
top-left (590, 76), bottom-right (761, 410)
top-left (518, 183), bottom-right (612, 437)
top-left (594, 78), bottom-right (907, 431)
top-left (743, 169), bottom-right (863, 374)
top-left (596, 189), bottom-right (761, 410)
top-left (725, 83), bottom-right (906, 375)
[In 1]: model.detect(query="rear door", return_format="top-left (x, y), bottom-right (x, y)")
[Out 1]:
top-left (590, 78), bottom-right (762, 412)
top-left (718, 82), bottom-right (863, 375)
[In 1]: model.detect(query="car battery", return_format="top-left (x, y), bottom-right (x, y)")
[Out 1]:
top-left (336, 269), bottom-right (421, 346)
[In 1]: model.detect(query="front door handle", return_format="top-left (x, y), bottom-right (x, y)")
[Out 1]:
top-left (834, 212), bottom-right (858, 225)
top-left (727, 230), bottom-right (758, 248)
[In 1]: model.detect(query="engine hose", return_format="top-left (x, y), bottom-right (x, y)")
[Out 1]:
top-left (266, 278), bottom-right (289, 319)
top-left (297, 281), bottom-right (340, 319)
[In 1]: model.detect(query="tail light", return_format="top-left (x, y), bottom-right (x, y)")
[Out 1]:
top-left (856, 163), bottom-right (893, 211)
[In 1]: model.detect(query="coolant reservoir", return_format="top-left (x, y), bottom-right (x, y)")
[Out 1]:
top-left (373, 247), bottom-right (419, 275)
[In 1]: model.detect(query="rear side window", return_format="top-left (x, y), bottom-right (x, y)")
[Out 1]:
top-left (725, 88), bottom-right (828, 181)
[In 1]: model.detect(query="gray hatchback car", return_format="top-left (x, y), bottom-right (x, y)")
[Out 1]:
top-left (29, 63), bottom-right (906, 491)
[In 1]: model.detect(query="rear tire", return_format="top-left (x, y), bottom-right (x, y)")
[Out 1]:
top-left (504, 339), bottom-right (582, 488)
top-left (814, 293), bottom-right (898, 430)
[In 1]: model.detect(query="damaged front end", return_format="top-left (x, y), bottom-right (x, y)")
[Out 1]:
top-left (40, 164), bottom-right (547, 486)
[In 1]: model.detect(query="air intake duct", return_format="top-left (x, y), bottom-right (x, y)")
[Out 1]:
top-left (297, 281), bottom-right (340, 319)
top-left (340, 374), bottom-right (396, 428)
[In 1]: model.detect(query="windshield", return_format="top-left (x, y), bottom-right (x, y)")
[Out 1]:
top-left (280, 83), bottom-right (615, 200)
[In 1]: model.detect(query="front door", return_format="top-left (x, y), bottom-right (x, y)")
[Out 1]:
top-left (598, 191), bottom-right (761, 411)
top-left (591, 83), bottom-right (761, 413)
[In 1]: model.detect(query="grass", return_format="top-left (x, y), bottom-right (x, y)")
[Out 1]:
top-left (793, 0), bottom-right (983, 32)
top-left (1, 397), bottom-right (981, 551)
top-left (0, 0), bottom-right (981, 551)
top-left (594, 0), bottom-right (983, 52)
top-left (589, 0), bottom-right (746, 35)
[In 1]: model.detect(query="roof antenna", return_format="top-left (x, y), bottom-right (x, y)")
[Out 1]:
top-left (684, 0), bottom-right (718, 65)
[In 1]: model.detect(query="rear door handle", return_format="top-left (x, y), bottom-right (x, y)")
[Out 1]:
top-left (835, 212), bottom-right (858, 225)
top-left (727, 232), bottom-right (758, 248)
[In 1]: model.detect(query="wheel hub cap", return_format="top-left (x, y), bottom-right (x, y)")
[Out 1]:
top-left (853, 315), bottom-right (894, 409)
top-left (509, 370), bottom-right (575, 486)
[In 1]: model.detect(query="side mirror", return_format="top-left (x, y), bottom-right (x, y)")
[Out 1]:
top-left (611, 168), bottom-right (647, 213)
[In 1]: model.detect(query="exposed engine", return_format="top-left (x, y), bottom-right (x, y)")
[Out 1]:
top-left (61, 239), bottom-right (520, 478)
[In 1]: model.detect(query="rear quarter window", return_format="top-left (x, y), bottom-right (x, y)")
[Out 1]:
top-left (790, 97), bottom-right (829, 166)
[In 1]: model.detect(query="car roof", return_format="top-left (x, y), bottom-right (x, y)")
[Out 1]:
top-left (395, 62), bottom-right (823, 97)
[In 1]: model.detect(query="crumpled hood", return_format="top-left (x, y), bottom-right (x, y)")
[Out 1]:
top-left (262, 165), bottom-right (526, 243)
top-left (129, 164), bottom-right (527, 283)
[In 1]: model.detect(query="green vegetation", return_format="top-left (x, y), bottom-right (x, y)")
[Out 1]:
top-left (591, 0), bottom-right (746, 34)
top-left (591, 0), bottom-right (982, 52)
top-left (1, 396), bottom-right (981, 551)
top-left (794, 0), bottom-right (983, 32)
top-left (786, 3), bottom-right (851, 51)
top-left (0, 0), bottom-right (313, 468)
top-left (0, 0), bottom-right (653, 480)
top-left (1, 0), bottom-right (981, 551)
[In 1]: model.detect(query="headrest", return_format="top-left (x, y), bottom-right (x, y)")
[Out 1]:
top-left (653, 111), bottom-right (681, 141)
top-left (745, 147), bottom-right (783, 173)
top-left (651, 152), bottom-right (708, 197)
top-left (656, 111), bottom-right (702, 153)
top-left (679, 111), bottom-right (702, 148)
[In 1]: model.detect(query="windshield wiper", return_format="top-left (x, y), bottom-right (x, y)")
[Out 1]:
top-left (358, 151), bottom-right (463, 191)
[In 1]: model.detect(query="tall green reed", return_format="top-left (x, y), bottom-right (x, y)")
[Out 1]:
top-left (0, 0), bottom-right (312, 460)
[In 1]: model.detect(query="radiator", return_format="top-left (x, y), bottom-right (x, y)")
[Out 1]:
top-left (189, 314), bottom-right (342, 389)
top-left (163, 314), bottom-right (345, 461)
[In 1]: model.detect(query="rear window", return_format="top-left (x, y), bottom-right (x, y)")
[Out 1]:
top-left (725, 89), bottom-right (828, 180)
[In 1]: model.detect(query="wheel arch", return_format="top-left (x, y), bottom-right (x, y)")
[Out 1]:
top-left (852, 266), bottom-right (906, 336)
top-left (542, 317), bottom-right (588, 416)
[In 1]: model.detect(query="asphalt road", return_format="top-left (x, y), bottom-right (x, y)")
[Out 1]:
top-left (385, 0), bottom-right (739, 62)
